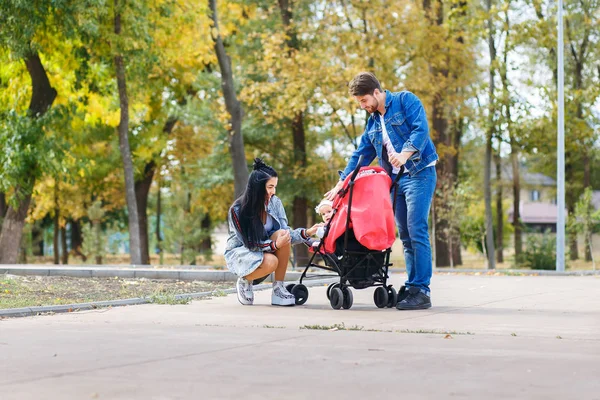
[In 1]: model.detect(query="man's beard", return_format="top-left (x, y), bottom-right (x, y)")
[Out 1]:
top-left (368, 98), bottom-right (379, 113)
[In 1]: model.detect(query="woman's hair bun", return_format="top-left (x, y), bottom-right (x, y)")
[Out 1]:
top-left (252, 157), bottom-right (267, 171)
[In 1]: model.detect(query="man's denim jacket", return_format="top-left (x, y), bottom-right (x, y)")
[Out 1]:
top-left (340, 90), bottom-right (438, 179)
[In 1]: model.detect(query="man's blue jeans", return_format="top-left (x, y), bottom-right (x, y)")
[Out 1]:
top-left (391, 166), bottom-right (437, 293)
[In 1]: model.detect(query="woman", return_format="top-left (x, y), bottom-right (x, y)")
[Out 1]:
top-left (225, 158), bottom-right (321, 306)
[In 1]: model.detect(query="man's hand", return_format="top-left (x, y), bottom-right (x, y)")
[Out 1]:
top-left (324, 180), bottom-right (344, 201)
top-left (389, 151), bottom-right (414, 168)
top-left (389, 152), bottom-right (406, 168)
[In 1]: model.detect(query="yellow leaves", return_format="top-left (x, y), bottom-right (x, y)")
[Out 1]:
top-left (85, 93), bottom-right (120, 127)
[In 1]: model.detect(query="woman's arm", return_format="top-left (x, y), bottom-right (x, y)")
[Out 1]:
top-left (272, 198), bottom-right (311, 245)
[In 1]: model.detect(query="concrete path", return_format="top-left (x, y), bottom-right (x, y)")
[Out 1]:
top-left (1, 273), bottom-right (599, 399)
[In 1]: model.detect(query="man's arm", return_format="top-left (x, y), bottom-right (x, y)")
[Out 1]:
top-left (399, 92), bottom-right (430, 161)
top-left (339, 128), bottom-right (377, 180)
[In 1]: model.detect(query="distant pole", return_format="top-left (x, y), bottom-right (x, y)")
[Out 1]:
top-left (556, 0), bottom-right (565, 271)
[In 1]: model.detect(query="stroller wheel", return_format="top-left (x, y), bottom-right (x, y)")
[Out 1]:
top-left (291, 284), bottom-right (309, 305)
top-left (326, 283), bottom-right (340, 300)
top-left (286, 283), bottom-right (296, 294)
top-left (373, 287), bottom-right (389, 308)
top-left (387, 286), bottom-right (398, 308)
top-left (342, 286), bottom-right (353, 309)
top-left (330, 287), bottom-right (344, 310)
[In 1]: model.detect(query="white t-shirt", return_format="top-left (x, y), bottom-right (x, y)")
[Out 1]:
top-left (379, 114), bottom-right (436, 174)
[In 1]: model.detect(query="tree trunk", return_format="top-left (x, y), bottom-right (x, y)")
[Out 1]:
top-left (200, 214), bottom-right (212, 257)
top-left (135, 160), bottom-right (155, 265)
top-left (566, 161), bottom-right (578, 260)
top-left (0, 192), bottom-right (33, 264)
top-left (422, 0), bottom-right (462, 267)
top-left (94, 221), bottom-right (103, 265)
top-left (53, 185), bottom-right (60, 265)
top-left (0, 52), bottom-right (56, 264)
top-left (495, 153), bottom-right (504, 264)
top-left (182, 190), bottom-right (192, 265)
top-left (484, 0), bottom-right (496, 269)
top-left (156, 183), bottom-right (163, 264)
top-left (510, 138), bottom-right (522, 256)
top-left (31, 221), bottom-right (44, 256)
top-left (583, 146), bottom-right (592, 262)
top-left (278, 1), bottom-right (309, 267)
top-left (292, 112), bottom-right (309, 265)
top-left (498, 11), bottom-right (521, 259)
top-left (0, 192), bottom-right (6, 220)
top-left (70, 219), bottom-right (87, 261)
top-left (61, 225), bottom-right (68, 265)
top-left (568, 203), bottom-right (578, 260)
top-left (134, 116), bottom-right (177, 265)
top-left (208, 0), bottom-right (249, 200)
top-left (114, 0), bottom-right (142, 265)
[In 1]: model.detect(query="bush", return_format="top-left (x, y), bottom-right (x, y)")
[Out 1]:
top-left (516, 233), bottom-right (556, 270)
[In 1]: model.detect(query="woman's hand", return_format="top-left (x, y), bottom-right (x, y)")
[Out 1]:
top-left (306, 223), bottom-right (325, 237)
top-left (324, 180), bottom-right (344, 201)
top-left (275, 230), bottom-right (291, 248)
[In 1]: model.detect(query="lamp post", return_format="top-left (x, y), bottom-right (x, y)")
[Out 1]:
top-left (556, 0), bottom-right (565, 272)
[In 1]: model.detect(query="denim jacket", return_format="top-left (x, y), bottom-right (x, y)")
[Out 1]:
top-left (340, 90), bottom-right (438, 179)
top-left (226, 196), bottom-right (309, 253)
top-left (225, 196), bottom-right (310, 277)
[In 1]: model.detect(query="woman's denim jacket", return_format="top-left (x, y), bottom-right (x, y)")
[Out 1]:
top-left (226, 195), bottom-right (309, 253)
top-left (340, 90), bottom-right (438, 179)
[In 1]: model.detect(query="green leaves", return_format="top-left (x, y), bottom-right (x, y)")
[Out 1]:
top-left (0, 110), bottom-right (65, 201)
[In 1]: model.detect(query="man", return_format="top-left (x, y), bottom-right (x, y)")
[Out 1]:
top-left (325, 72), bottom-right (438, 310)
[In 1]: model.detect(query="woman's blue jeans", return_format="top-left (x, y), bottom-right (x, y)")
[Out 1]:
top-left (391, 166), bottom-right (437, 293)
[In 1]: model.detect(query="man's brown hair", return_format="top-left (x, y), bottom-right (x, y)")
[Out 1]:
top-left (348, 72), bottom-right (382, 96)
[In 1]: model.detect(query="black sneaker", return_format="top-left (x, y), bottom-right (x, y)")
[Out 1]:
top-left (397, 286), bottom-right (409, 302)
top-left (396, 287), bottom-right (431, 310)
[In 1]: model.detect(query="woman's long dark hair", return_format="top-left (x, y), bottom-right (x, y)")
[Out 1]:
top-left (235, 158), bottom-right (278, 248)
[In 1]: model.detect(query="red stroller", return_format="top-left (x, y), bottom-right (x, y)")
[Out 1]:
top-left (287, 156), bottom-right (402, 309)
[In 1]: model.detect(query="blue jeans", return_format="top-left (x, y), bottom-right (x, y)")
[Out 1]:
top-left (391, 166), bottom-right (437, 293)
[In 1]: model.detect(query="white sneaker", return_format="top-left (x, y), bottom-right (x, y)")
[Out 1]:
top-left (271, 281), bottom-right (295, 306)
top-left (236, 277), bottom-right (254, 305)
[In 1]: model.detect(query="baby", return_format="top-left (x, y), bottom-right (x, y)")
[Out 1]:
top-left (314, 199), bottom-right (334, 239)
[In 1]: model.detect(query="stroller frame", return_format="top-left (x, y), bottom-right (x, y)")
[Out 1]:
top-left (289, 156), bottom-right (403, 310)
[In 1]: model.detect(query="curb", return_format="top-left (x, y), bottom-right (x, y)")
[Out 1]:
top-left (0, 266), bottom-right (337, 282)
top-left (1, 266), bottom-right (597, 280)
top-left (432, 268), bottom-right (600, 276)
top-left (0, 277), bottom-right (337, 319)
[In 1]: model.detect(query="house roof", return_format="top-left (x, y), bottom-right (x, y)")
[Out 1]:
top-left (508, 202), bottom-right (563, 224)
top-left (492, 163), bottom-right (556, 187)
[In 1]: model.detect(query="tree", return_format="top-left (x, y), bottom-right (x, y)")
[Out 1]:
top-left (208, 0), bottom-right (249, 200)
top-left (111, 0), bottom-right (142, 264)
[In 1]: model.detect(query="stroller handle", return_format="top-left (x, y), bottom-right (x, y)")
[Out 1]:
top-left (350, 155), bottom-right (364, 182)
top-left (393, 165), bottom-right (405, 184)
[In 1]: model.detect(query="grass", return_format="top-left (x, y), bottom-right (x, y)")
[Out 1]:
top-left (0, 275), bottom-right (232, 309)
top-left (299, 323), bottom-right (475, 335)
top-left (301, 323), bottom-right (366, 331)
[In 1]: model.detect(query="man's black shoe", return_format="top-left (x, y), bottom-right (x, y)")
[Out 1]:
top-left (397, 285), bottom-right (409, 302)
top-left (396, 286), bottom-right (431, 310)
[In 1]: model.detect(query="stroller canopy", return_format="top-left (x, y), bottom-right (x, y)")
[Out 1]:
top-left (324, 166), bottom-right (396, 254)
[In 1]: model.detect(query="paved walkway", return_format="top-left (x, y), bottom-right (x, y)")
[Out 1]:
top-left (1, 273), bottom-right (599, 399)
